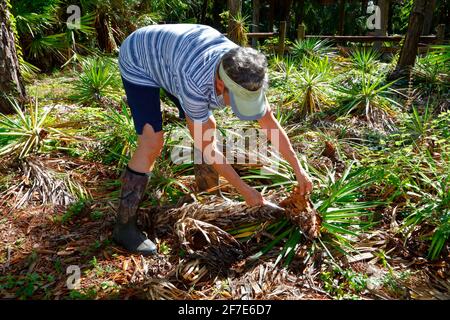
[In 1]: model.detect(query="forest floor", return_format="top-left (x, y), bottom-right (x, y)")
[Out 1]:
top-left (0, 69), bottom-right (449, 300)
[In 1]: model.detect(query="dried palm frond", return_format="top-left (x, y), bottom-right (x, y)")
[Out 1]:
top-left (229, 261), bottom-right (322, 300)
top-left (175, 217), bottom-right (244, 272)
top-left (0, 157), bottom-right (88, 211)
top-left (154, 193), bottom-right (284, 230)
top-left (176, 259), bottom-right (209, 286)
top-left (143, 278), bottom-right (193, 300)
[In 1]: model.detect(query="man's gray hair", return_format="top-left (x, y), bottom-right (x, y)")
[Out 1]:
top-left (221, 47), bottom-right (268, 91)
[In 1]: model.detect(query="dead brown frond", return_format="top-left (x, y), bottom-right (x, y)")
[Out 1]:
top-left (143, 278), bottom-right (194, 300)
top-left (176, 259), bottom-right (209, 286)
top-left (154, 194), bottom-right (283, 230)
top-left (0, 157), bottom-right (89, 211)
top-left (175, 217), bottom-right (244, 273)
top-left (229, 261), bottom-right (326, 300)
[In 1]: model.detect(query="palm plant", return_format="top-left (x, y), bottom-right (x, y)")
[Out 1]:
top-left (412, 52), bottom-right (449, 96)
top-left (349, 47), bottom-right (381, 75)
top-left (334, 74), bottom-right (401, 129)
top-left (14, 0), bottom-right (96, 67)
top-left (291, 37), bottom-right (334, 61)
top-left (0, 97), bottom-right (53, 159)
top-left (70, 57), bottom-right (121, 105)
top-left (292, 57), bottom-right (333, 117)
top-left (236, 163), bottom-right (383, 268)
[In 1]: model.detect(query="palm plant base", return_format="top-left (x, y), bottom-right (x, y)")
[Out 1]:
top-left (279, 187), bottom-right (321, 240)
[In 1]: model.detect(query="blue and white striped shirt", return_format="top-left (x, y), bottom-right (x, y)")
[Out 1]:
top-left (119, 24), bottom-right (238, 122)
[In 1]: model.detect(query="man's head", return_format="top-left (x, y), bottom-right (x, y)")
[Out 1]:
top-left (215, 47), bottom-right (268, 120)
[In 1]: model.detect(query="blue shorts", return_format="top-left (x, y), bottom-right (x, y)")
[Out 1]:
top-left (121, 77), bottom-right (185, 134)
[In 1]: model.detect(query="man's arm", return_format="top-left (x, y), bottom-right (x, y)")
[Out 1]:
top-left (186, 115), bottom-right (265, 206)
top-left (258, 106), bottom-right (313, 195)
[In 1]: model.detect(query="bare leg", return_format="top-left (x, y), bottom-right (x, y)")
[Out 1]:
top-left (128, 123), bottom-right (165, 173)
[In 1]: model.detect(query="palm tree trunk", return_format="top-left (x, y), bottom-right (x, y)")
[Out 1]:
top-left (0, 0), bottom-right (26, 114)
top-left (95, 12), bottom-right (118, 53)
top-left (422, 0), bottom-right (436, 35)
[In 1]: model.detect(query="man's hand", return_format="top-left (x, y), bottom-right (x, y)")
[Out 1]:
top-left (296, 170), bottom-right (313, 196)
top-left (241, 186), bottom-right (265, 206)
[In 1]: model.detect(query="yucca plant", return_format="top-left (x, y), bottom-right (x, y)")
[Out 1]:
top-left (412, 53), bottom-right (449, 96)
top-left (269, 55), bottom-right (298, 86)
top-left (334, 74), bottom-right (401, 129)
top-left (289, 57), bottom-right (335, 117)
top-left (227, 13), bottom-right (249, 47)
top-left (349, 47), bottom-right (381, 75)
top-left (71, 57), bottom-right (121, 105)
top-left (291, 37), bottom-right (334, 61)
top-left (0, 97), bottom-right (53, 159)
top-left (397, 103), bottom-right (432, 145)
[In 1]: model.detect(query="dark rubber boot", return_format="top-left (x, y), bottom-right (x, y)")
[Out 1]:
top-left (112, 166), bottom-right (157, 255)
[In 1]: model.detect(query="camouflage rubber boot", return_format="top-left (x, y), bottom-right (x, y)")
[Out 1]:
top-left (112, 166), bottom-right (157, 255)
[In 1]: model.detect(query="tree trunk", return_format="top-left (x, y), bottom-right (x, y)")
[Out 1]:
top-left (361, 0), bottom-right (368, 15)
top-left (252, 0), bottom-right (260, 47)
top-left (268, 0), bottom-right (275, 32)
top-left (0, 0), bottom-right (26, 114)
top-left (227, 0), bottom-right (242, 44)
top-left (211, 0), bottom-right (225, 30)
top-left (338, 0), bottom-right (345, 35)
top-left (95, 12), bottom-right (118, 53)
top-left (387, 0), bottom-right (394, 34)
top-left (200, 0), bottom-right (209, 24)
top-left (280, 0), bottom-right (293, 37)
top-left (421, 0), bottom-right (436, 35)
top-left (392, 0), bottom-right (429, 77)
top-left (295, 0), bottom-right (305, 27)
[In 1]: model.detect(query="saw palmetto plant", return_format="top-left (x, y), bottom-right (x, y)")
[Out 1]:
top-left (412, 52), bottom-right (450, 96)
